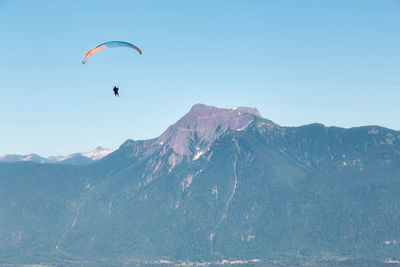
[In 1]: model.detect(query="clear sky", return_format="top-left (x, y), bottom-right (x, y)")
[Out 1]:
top-left (0, 0), bottom-right (399, 156)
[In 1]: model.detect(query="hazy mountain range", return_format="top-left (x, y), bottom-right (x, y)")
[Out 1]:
top-left (0, 146), bottom-right (114, 165)
top-left (0, 104), bottom-right (399, 266)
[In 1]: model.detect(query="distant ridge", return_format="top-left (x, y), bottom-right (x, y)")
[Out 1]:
top-left (0, 146), bottom-right (114, 165)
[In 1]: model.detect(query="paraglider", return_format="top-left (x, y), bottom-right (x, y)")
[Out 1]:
top-left (82, 41), bottom-right (142, 98)
top-left (82, 41), bottom-right (142, 64)
top-left (113, 86), bottom-right (119, 97)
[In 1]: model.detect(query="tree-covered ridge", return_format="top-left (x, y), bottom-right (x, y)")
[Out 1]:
top-left (0, 105), bottom-right (399, 266)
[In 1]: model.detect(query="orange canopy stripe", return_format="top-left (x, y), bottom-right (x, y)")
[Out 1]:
top-left (82, 41), bottom-right (141, 64)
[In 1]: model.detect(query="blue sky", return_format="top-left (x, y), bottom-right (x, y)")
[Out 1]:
top-left (0, 0), bottom-right (399, 156)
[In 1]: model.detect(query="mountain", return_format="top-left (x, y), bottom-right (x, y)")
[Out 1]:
top-left (0, 104), bottom-right (399, 266)
top-left (56, 146), bottom-right (115, 165)
top-left (81, 146), bottom-right (115, 161)
top-left (0, 146), bottom-right (114, 165)
top-left (0, 153), bottom-right (48, 163)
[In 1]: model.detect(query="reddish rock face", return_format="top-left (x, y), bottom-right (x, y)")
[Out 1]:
top-left (156, 104), bottom-right (262, 157)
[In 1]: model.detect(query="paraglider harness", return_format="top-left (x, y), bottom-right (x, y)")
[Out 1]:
top-left (113, 86), bottom-right (119, 97)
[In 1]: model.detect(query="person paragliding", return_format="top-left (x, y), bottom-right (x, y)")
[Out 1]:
top-left (82, 41), bottom-right (141, 98)
top-left (113, 86), bottom-right (119, 97)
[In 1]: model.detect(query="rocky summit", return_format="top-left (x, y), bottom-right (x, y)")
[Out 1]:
top-left (0, 104), bottom-right (399, 266)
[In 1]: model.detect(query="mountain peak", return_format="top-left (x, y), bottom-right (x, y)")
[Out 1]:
top-left (189, 103), bottom-right (261, 117)
top-left (81, 146), bottom-right (114, 160)
top-left (156, 104), bottom-right (262, 157)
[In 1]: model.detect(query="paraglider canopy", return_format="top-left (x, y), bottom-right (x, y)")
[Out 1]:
top-left (82, 41), bottom-right (142, 64)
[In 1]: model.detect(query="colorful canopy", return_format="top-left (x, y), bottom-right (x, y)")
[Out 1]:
top-left (82, 41), bottom-right (142, 64)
